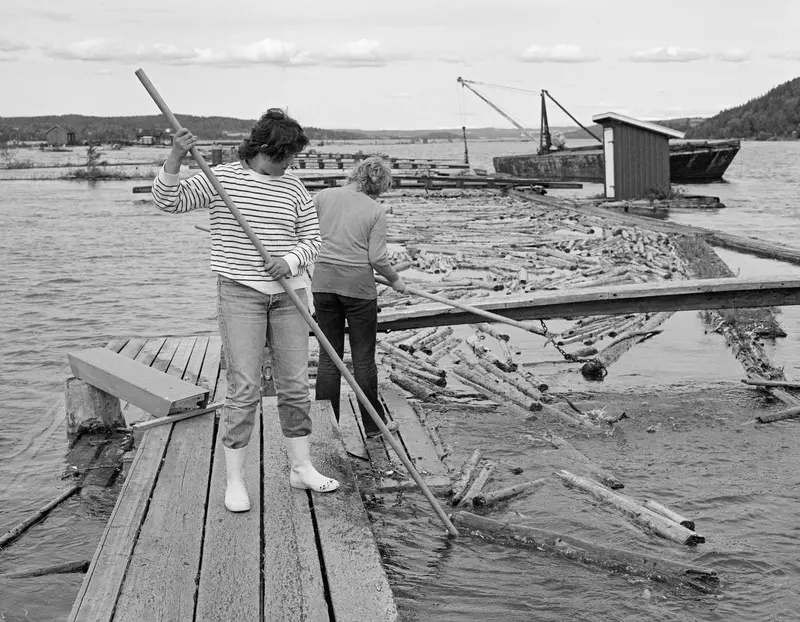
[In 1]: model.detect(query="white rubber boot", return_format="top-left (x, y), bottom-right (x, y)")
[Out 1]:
top-left (223, 446), bottom-right (251, 512)
top-left (286, 436), bottom-right (340, 493)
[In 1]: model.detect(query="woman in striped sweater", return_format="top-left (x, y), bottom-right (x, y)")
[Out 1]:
top-left (152, 109), bottom-right (339, 512)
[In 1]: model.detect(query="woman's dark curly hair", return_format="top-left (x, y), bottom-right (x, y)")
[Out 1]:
top-left (237, 108), bottom-right (310, 162)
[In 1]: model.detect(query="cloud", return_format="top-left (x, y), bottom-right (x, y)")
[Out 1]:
top-left (26, 8), bottom-right (72, 22)
top-left (41, 37), bottom-right (411, 67)
top-left (626, 46), bottom-right (709, 62)
top-left (770, 50), bottom-right (800, 61)
top-left (717, 48), bottom-right (751, 63)
top-left (321, 39), bottom-right (406, 67)
top-left (438, 55), bottom-right (469, 64)
top-left (0, 38), bottom-right (29, 53)
top-left (41, 37), bottom-right (315, 66)
top-left (43, 38), bottom-right (127, 62)
top-left (519, 44), bottom-right (599, 63)
top-left (388, 92), bottom-right (411, 99)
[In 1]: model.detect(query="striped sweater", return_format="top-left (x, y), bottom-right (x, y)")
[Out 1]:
top-left (152, 162), bottom-right (320, 294)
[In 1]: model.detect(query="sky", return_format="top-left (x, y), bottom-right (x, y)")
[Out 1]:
top-left (2, 0), bottom-right (800, 131)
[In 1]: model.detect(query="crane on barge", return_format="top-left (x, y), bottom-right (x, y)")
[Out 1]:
top-left (456, 77), bottom-right (601, 155)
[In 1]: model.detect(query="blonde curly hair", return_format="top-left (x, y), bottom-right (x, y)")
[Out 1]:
top-left (346, 156), bottom-right (392, 197)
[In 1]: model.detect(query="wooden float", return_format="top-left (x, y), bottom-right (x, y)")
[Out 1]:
top-left (375, 276), bottom-right (800, 332)
top-left (69, 335), bottom-right (400, 622)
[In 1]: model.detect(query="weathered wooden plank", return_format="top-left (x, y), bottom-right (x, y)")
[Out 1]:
top-left (68, 346), bottom-right (208, 418)
top-left (261, 399), bottom-right (329, 621)
top-left (376, 276), bottom-right (800, 332)
top-left (104, 338), bottom-right (129, 353)
top-left (68, 424), bottom-right (171, 622)
top-left (195, 403), bottom-right (261, 621)
top-left (338, 393), bottom-right (368, 460)
top-left (113, 338), bottom-right (219, 621)
top-left (116, 337), bottom-right (148, 360)
top-left (309, 401), bottom-right (400, 621)
top-left (348, 393), bottom-right (394, 479)
top-left (379, 384), bottom-right (449, 479)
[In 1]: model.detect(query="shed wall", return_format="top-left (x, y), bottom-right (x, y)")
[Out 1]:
top-left (612, 123), bottom-right (670, 199)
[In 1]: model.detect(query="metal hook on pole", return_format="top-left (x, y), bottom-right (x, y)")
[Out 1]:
top-left (134, 68), bottom-right (459, 537)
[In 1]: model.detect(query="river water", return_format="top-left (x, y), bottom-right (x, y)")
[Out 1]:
top-left (1, 140), bottom-right (799, 621)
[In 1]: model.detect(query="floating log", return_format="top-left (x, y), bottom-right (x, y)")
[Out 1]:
top-left (411, 403), bottom-right (451, 466)
top-left (472, 478), bottom-right (548, 507)
top-left (545, 434), bottom-right (623, 489)
top-left (425, 335), bottom-right (463, 363)
top-left (457, 461), bottom-right (497, 508)
top-left (414, 327), bottom-right (454, 354)
top-left (742, 378), bottom-right (800, 390)
top-left (642, 500), bottom-right (696, 531)
top-left (452, 511), bottom-right (719, 593)
top-left (0, 560), bottom-right (90, 579)
top-left (755, 405), bottom-right (800, 424)
top-left (450, 449), bottom-right (483, 505)
top-left (474, 323), bottom-right (510, 342)
top-left (385, 359), bottom-right (447, 388)
top-left (0, 485), bottom-right (81, 549)
top-left (452, 365), bottom-right (540, 412)
top-left (377, 341), bottom-right (446, 377)
top-left (388, 372), bottom-right (438, 401)
top-left (457, 349), bottom-right (543, 402)
top-left (556, 471), bottom-right (704, 546)
top-left (397, 327), bottom-right (440, 353)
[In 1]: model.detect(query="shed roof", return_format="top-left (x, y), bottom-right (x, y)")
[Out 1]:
top-left (45, 124), bottom-right (75, 134)
top-left (591, 112), bottom-right (685, 139)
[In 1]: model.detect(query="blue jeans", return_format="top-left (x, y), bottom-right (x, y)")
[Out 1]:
top-left (217, 276), bottom-right (311, 448)
top-left (313, 293), bottom-right (386, 436)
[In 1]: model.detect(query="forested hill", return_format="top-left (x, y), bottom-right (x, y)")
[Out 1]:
top-left (0, 114), bottom-right (372, 143)
top-left (686, 77), bottom-right (800, 140)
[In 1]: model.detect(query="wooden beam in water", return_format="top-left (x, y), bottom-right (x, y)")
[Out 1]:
top-left (376, 276), bottom-right (800, 332)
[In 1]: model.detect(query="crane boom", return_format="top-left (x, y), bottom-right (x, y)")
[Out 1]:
top-left (457, 77), bottom-right (538, 142)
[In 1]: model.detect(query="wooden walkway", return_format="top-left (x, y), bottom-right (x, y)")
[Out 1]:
top-left (69, 335), bottom-right (400, 621)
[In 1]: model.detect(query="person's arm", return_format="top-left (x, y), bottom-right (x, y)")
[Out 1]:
top-left (152, 128), bottom-right (215, 213)
top-left (281, 184), bottom-right (322, 277)
top-left (368, 209), bottom-right (405, 292)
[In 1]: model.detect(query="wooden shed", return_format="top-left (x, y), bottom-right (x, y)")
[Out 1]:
top-left (592, 112), bottom-right (685, 200)
top-left (45, 124), bottom-right (76, 146)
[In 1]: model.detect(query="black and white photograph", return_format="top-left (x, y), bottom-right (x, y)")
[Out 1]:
top-left (1, 1), bottom-right (799, 620)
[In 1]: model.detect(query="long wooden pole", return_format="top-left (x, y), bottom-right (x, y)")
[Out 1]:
top-left (374, 276), bottom-right (548, 336)
top-left (135, 69), bottom-right (458, 537)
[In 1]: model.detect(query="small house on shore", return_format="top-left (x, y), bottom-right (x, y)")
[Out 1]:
top-left (592, 112), bottom-right (685, 200)
top-left (45, 125), bottom-right (76, 147)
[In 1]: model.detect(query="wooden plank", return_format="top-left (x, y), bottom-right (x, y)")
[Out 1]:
top-left (195, 400), bottom-right (261, 621)
top-left (68, 346), bottom-right (208, 418)
top-left (376, 276), bottom-right (800, 332)
top-left (117, 337), bottom-right (148, 360)
top-left (113, 338), bottom-right (219, 621)
top-left (338, 393), bottom-right (368, 460)
top-left (379, 384), bottom-right (449, 479)
top-left (308, 401), bottom-right (400, 621)
top-left (348, 393), bottom-right (393, 477)
top-left (68, 424), bottom-right (171, 622)
top-left (261, 399), bottom-right (329, 621)
top-left (104, 338), bottom-right (129, 353)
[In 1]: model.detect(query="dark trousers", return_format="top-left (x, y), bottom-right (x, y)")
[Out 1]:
top-left (313, 293), bottom-right (386, 436)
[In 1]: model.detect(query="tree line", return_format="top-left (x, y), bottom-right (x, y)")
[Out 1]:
top-left (687, 77), bottom-right (800, 140)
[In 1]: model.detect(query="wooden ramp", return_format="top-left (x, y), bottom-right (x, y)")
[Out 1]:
top-left (337, 383), bottom-right (451, 493)
top-left (70, 335), bottom-right (399, 622)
